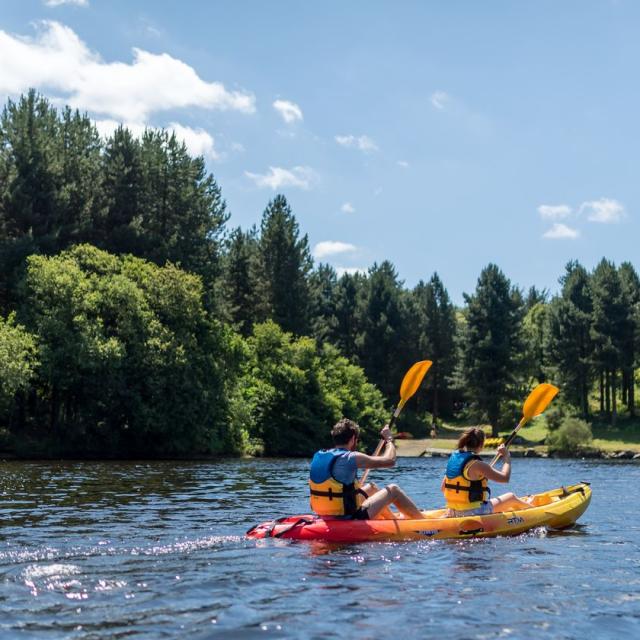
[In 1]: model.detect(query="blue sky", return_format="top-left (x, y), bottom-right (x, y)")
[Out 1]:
top-left (1, 0), bottom-right (638, 303)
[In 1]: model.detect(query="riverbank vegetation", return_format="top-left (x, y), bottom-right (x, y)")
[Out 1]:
top-left (1, 91), bottom-right (639, 457)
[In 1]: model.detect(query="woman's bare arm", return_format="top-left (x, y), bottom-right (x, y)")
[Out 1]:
top-left (466, 445), bottom-right (512, 483)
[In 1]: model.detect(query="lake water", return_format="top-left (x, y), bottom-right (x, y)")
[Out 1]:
top-left (0, 456), bottom-right (638, 639)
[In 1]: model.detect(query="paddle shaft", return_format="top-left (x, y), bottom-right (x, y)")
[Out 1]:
top-left (488, 383), bottom-right (559, 468)
top-left (360, 410), bottom-right (401, 484)
top-left (359, 359), bottom-right (432, 485)
top-left (489, 417), bottom-right (527, 467)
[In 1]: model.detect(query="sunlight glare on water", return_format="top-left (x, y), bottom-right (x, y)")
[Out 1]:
top-left (0, 458), bottom-right (638, 638)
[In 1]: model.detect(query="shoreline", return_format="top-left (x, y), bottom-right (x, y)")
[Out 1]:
top-left (395, 438), bottom-right (640, 460)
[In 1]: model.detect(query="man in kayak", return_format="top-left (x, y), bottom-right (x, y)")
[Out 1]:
top-left (441, 427), bottom-right (533, 517)
top-left (309, 418), bottom-right (423, 520)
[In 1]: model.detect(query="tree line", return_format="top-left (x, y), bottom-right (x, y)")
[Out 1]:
top-left (1, 91), bottom-right (638, 457)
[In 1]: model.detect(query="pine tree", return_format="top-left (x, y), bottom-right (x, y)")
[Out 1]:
top-left (333, 271), bottom-right (366, 361)
top-left (590, 259), bottom-right (628, 424)
top-left (524, 285), bottom-right (549, 312)
top-left (356, 261), bottom-right (407, 399)
top-left (99, 125), bottom-right (143, 254)
top-left (56, 106), bottom-right (103, 247)
top-left (545, 261), bottom-right (594, 418)
top-left (309, 263), bottom-right (339, 345)
top-left (0, 91), bottom-right (61, 244)
top-left (257, 195), bottom-right (312, 335)
top-left (461, 264), bottom-right (522, 435)
top-left (619, 262), bottom-right (640, 415)
top-left (411, 273), bottom-right (457, 421)
top-left (522, 301), bottom-right (548, 384)
top-left (221, 226), bottom-right (261, 335)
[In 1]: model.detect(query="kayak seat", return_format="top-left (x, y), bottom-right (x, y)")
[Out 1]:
top-left (528, 494), bottom-right (553, 507)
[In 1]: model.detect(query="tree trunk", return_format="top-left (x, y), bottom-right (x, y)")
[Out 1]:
top-left (432, 383), bottom-right (439, 423)
top-left (489, 401), bottom-right (499, 438)
top-left (612, 369), bottom-right (617, 426)
top-left (599, 370), bottom-right (604, 413)
top-left (605, 369), bottom-right (611, 418)
top-left (50, 386), bottom-right (59, 433)
top-left (630, 368), bottom-right (636, 417)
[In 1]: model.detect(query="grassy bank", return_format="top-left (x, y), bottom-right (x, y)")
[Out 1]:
top-left (395, 414), bottom-right (640, 457)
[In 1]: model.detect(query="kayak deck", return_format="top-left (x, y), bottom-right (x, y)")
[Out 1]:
top-left (246, 482), bottom-right (591, 542)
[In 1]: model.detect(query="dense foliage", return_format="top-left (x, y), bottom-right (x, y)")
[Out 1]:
top-left (546, 417), bottom-right (593, 455)
top-left (19, 244), bottom-right (238, 456)
top-left (230, 321), bottom-right (386, 456)
top-left (1, 92), bottom-right (639, 457)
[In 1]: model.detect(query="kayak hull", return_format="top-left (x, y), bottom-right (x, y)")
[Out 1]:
top-left (246, 482), bottom-right (591, 542)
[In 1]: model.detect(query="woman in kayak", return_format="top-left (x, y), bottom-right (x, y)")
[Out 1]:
top-left (441, 427), bottom-right (532, 517)
top-left (309, 418), bottom-right (423, 520)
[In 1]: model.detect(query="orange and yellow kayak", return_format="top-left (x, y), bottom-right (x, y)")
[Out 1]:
top-left (246, 482), bottom-right (591, 542)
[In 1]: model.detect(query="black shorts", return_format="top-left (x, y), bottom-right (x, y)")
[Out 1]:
top-left (352, 507), bottom-right (370, 520)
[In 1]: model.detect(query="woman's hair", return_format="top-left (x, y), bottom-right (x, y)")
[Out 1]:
top-left (331, 418), bottom-right (360, 445)
top-left (457, 427), bottom-right (486, 451)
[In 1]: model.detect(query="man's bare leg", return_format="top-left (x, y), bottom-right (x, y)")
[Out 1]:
top-left (363, 484), bottom-right (423, 519)
top-left (362, 483), bottom-right (396, 519)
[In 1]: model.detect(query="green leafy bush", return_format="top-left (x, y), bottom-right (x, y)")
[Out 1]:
top-left (229, 321), bottom-right (386, 456)
top-left (544, 402), bottom-right (578, 432)
top-left (0, 313), bottom-right (38, 418)
top-left (21, 244), bottom-right (241, 456)
top-left (546, 417), bottom-right (592, 455)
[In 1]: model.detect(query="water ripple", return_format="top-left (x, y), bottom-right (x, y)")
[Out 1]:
top-left (0, 458), bottom-right (637, 638)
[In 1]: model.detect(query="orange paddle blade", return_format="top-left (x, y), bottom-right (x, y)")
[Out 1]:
top-left (398, 360), bottom-right (432, 410)
top-left (522, 383), bottom-right (559, 420)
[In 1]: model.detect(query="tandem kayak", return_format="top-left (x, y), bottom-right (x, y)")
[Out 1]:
top-left (246, 482), bottom-right (591, 542)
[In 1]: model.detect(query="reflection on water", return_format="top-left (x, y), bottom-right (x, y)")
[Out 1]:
top-left (0, 458), bottom-right (638, 638)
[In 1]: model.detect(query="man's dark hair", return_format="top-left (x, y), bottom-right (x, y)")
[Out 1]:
top-left (331, 418), bottom-right (360, 445)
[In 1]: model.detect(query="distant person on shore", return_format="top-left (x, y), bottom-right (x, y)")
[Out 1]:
top-left (430, 423), bottom-right (437, 439)
top-left (441, 427), bottom-right (532, 517)
top-left (309, 418), bottom-right (424, 520)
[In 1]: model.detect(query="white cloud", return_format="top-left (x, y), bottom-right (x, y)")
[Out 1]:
top-left (538, 204), bottom-right (572, 220)
top-left (335, 134), bottom-right (378, 152)
top-left (245, 166), bottom-right (317, 190)
top-left (543, 223), bottom-right (580, 240)
top-left (431, 90), bottom-right (450, 110)
top-left (313, 241), bottom-right (357, 259)
top-left (579, 198), bottom-right (625, 223)
top-left (341, 202), bottom-right (355, 213)
top-left (44, 0), bottom-right (88, 6)
top-left (336, 267), bottom-right (366, 277)
top-left (94, 119), bottom-right (219, 160)
top-left (397, 160), bottom-right (410, 168)
top-left (168, 123), bottom-right (218, 160)
top-left (0, 21), bottom-right (255, 122)
top-left (94, 119), bottom-right (147, 139)
top-left (273, 99), bottom-right (303, 123)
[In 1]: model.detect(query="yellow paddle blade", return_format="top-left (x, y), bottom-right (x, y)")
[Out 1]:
top-left (398, 360), bottom-right (432, 409)
top-left (522, 383), bottom-right (559, 420)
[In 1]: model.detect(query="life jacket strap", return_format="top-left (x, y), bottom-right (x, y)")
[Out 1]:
top-left (443, 480), bottom-right (490, 501)
top-left (444, 481), bottom-right (471, 493)
top-left (310, 487), bottom-right (346, 499)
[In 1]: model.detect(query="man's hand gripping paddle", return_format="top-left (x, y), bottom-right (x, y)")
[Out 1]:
top-left (361, 360), bottom-right (432, 484)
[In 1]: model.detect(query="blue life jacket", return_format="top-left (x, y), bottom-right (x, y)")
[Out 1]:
top-left (309, 449), bottom-right (364, 516)
top-left (443, 450), bottom-right (490, 507)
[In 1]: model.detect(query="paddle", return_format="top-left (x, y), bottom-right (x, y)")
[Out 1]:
top-left (361, 359), bottom-right (432, 484)
top-left (489, 383), bottom-right (559, 468)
